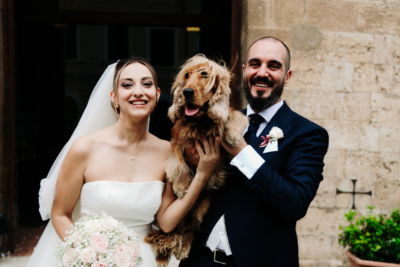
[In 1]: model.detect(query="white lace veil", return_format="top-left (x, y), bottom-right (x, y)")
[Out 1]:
top-left (38, 63), bottom-right (118, 220)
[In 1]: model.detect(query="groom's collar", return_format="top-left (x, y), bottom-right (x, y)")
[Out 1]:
top-left (246, 100), bottom-right (284, 123)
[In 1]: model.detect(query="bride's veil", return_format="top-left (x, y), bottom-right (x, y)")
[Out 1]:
top-left (27, 63), bottom-right (118, 266)
top-left (39, 63), bottom-right (118, 220)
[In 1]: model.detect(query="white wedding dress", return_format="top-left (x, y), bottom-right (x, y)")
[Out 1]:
top-left (26, 180), bottom-right (164, 267)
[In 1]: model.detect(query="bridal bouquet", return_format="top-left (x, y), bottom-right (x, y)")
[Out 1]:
top-left (57, 214), bottom-right (142, 267)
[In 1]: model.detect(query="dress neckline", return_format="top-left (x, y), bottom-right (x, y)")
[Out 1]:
top-left (83, 180), bottom-right (164, 187)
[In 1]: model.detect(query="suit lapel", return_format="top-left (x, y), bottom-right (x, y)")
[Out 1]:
top-left (255, 102), bottom-right (295, 154)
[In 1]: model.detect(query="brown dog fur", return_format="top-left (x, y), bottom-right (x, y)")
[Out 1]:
top-left (145, 54), bottom-right (247, 265)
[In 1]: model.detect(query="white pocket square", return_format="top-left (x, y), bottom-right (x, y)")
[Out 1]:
top-left (263, 139), bottom-right (278, 153)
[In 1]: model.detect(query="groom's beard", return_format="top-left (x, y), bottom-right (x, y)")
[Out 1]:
top-left (244, 77), bottom-right (285, 112)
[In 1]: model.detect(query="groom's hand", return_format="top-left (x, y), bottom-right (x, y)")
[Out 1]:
top-left (221, 136), bottom-right (247, 157)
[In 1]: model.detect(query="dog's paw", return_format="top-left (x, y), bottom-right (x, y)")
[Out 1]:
top-left (173, 245), bottom-right (190, 260)
top-left (224, 110), bottom-right (248, 146)
top-left (173, 183), bottom-right (189, 199)
top-left (225, 132), bottom-right (241, 147)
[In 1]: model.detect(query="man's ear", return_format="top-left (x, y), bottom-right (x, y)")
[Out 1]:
top-left (285, 70), bottom-right (292, 83)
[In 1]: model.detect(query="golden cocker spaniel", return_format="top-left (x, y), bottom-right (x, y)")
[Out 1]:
top-left (145, 54), bottom-right (247, 265)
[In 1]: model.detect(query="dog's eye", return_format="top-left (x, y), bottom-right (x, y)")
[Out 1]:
top-left (184, 72), bottom-right (189, 79)
top-left (200, 71), bottom-right (208, 78)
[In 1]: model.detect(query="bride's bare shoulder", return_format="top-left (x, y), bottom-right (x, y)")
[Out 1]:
top-left (70, 127), bottom-right (113, 155)
top-left (148, 134), bottom-right (171, 155)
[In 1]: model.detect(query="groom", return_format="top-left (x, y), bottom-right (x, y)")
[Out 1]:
top-left (179, 36), bottom-right (329, 266)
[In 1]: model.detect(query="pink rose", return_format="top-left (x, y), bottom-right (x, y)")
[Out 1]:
top-left (80, 247), bottom-right (96, 263)
top-left (90, 262), bottom-right (107, 267)
top-left (113, 245), bottom-right (130, 266)
top-left (91, 234), bottom-right (108, 252)
top-left (126, 241), bottom-right (140, 258)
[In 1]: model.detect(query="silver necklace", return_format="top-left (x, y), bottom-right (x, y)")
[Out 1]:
top-left (122, 141), bottom-right (144, 161)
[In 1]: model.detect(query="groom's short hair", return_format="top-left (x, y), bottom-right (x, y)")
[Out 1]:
top-left (247, 36), bottom-right (291, 71)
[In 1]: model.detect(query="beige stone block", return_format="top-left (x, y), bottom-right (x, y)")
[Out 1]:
top-left (373, 34), bottom-right (400, 64)
top-left (291, 46), bottom-right (321, 63)
top-left (323, 149), bottom-right (346, 186)
top-left (356, 3), bottom-right (400, 34)
top-left (298, 234), bottom-right (342, 261)
top-left (319, 32), bottom-right (374, 63)
top-left (289, 59), bottom-right (324, 89)
top-left (343, 151), bottom-right (379, 185)
top-left (268, 0), bottom-right (305, 29)
top-left (335, 92), bottom-right (371, 121)
top-left (322, 120), bottom-right (369, 150)
top-left (305, 0), bottom-right (357, 32)
top-left (284, 89), bottom-right (336, 120)
top-left (394, 64), bottom-right (400, 84)
top-left (290, 60), bottom-right (354, 92)
top-left (311, 186), bottom-right (336, 209)
top-left (372, 177), bottom-right (400, 209)
top-left (364, 121), bottom-right (400, 152)
top-left (352, 63), bottom-right (394, 94)
top-left (320, 62), bottom-right (354, 92)
top-left (300, 259), bottom-right (346, 267)
top-left (298, 207), bottom-right (346, 235)
top-left (291, 24), bottom-right (323, 52)
top-left (246, 0), bottom-right (267, 27)
top-left (334, 121), bottom-right (400, 152)
top-left (377, 152), bottom-right (400, 180)
top-left (371, 93), bottom-right (400, 122)
top-left (346, 0), bottom-right (385, 3)
top-left (272, 0), bottom-right (306, 30)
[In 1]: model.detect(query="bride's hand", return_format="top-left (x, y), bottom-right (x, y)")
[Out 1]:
top-left (195, 135), bottom-right (221, 183)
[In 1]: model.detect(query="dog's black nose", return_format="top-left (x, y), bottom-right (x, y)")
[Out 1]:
top-left (183, 88), bottom-right (194, 99)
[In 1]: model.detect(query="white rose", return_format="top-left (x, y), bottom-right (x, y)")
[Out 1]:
top-left (269, 127), bottom-right (284, 139)
top-left (62, 247), bottom-right (78, 265)
top-left (80, 247), bottom-right (97, 263)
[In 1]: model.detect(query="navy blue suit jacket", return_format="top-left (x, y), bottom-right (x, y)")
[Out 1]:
top-left (180, 102), bottom-right (329, 267)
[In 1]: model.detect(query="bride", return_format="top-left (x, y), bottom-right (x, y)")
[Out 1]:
top-left (26, 57), bottom-right (221, 266)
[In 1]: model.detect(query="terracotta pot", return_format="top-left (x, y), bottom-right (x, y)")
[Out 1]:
top-left (345, 250), bottom-right (400, 267)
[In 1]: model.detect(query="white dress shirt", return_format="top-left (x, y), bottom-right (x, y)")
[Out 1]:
top-left (205, 100), bottom-right (284, 255)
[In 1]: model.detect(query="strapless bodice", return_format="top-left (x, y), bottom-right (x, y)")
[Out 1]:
top-left (80, 180), bottom-right (164, 229)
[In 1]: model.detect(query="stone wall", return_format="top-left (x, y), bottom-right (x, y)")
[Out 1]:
top-left (242, 0), bottom-right (400, 266)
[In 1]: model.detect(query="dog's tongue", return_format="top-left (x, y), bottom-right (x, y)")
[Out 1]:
top-left (185, 107), bottom-right (200, 116)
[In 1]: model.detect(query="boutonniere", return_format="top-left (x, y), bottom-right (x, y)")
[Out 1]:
top-left (259, 127), bottom-right (284, 147)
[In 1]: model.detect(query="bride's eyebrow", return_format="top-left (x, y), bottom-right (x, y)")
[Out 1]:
top-left (120, 78), bottom-right (133, 82)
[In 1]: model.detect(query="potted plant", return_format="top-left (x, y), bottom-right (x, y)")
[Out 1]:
top-left (338, 206), bottom-right (400, 267)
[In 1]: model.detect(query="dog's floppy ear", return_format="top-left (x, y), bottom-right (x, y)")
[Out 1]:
top-left (168, 64), bottom-right (188, 122)
top-left (207, 65), bottom-right (231, 122)
top-left (168, 85), bottom-right (182, 123)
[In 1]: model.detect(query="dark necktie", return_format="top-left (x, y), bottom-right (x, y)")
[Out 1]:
top-left (244, 113), bottom-right (265, 146)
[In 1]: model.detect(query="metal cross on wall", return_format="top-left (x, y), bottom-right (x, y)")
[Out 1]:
top-left (336, 179), bottom-right (372, 209)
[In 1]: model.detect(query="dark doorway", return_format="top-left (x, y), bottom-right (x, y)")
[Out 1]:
top-left (10, 0), bottom-right (241, 254)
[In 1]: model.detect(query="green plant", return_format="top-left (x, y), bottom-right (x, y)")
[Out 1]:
top-left (338, 206), bottom-right (400, 263)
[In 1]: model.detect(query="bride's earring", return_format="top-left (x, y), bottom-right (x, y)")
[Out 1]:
top-left (115, 103), bottom-right (120, 114)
